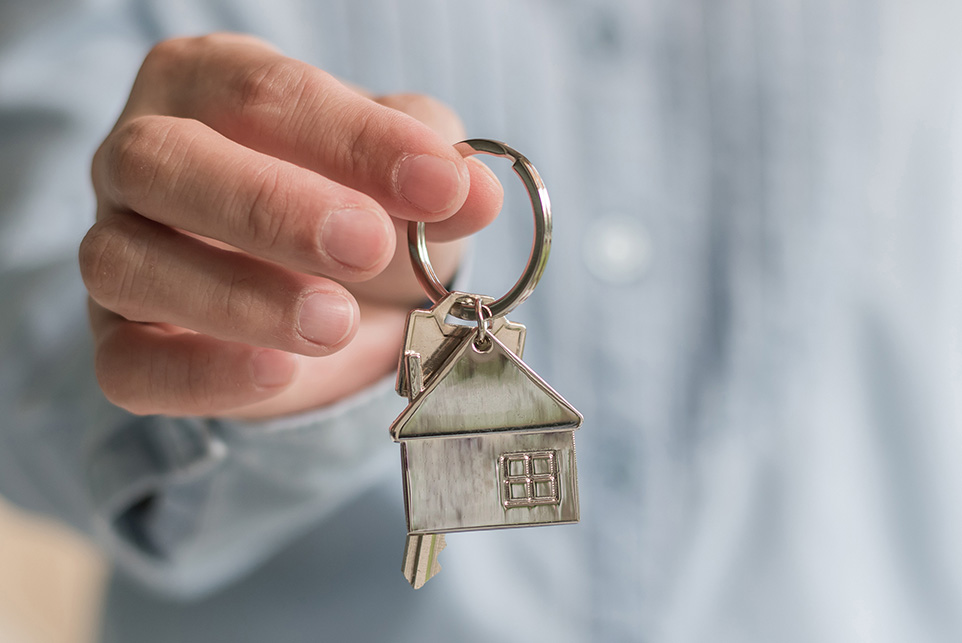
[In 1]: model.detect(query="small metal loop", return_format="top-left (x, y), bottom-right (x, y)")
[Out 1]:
top-left (408, 139), bottom-right (552, 321)
top-left (473, 297), bottom-right (492, 348)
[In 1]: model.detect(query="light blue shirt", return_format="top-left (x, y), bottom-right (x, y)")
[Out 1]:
top-left (2, 1), bottom-right (962, 641)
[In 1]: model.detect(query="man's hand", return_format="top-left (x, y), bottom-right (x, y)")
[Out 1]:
top-left (79, 34), bottom-right (503, 419)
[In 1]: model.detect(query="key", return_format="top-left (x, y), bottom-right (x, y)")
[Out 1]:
top-left (401, 533), bottom-right (446, 589)
top-left (396, 291), bottom-right (525, 400)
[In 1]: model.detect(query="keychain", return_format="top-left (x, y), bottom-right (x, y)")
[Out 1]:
top-left (390, 139), bottom-right (583, 589)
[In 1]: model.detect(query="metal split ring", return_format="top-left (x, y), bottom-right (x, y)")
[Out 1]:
top-left (407, 139), bottom-right (552, 321)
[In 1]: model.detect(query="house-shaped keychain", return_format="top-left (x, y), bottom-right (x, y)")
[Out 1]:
top-left (390, 329), bottom-right (583, 535)
top-left (390, 139), bottom-right (582, 587)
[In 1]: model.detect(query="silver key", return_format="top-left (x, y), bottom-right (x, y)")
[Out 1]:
top-left (401, 533), bottom-right (446, 589)
top-left (396, 290), bottom-right (525, 401)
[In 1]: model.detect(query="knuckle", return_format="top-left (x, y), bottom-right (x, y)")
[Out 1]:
top-left (336, 106), bottom-right (383, 184)
top-left (240, 165), bottom-right (294, 252)
top-left (142, 34), bottom-right (248, 74)
top-left (141, 34), bottom-right (280, 99)
top-left (207, 270), bottom-right (257, 330)
top-left (78, 218), bottom-right (134, 307)
top-left (141, 39), bottom-right (184, 77)
top-left (79, 217), bottom-right (157, 315)
top-left (102, 115), bottom-right (178, 205)
top-left (147, 36), bottom-right (195, 62)
top-left (140, 37), bottom-right (202, 85)
top-left (234, 58), bottom-right (308, 121)
top-left (145, 37), bottom-right (188, 64)
top-left (232, 59), bottom-right (339, 148)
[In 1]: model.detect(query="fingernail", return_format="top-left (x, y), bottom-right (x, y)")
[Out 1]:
top-left (396, 154), bottom-right (462, 214)
top-left (321, 208), bottom-right (390, 270)
top-left (297, 292), bottom-right (355, 347)
top-left (251, 351), bottom-right (297, 389)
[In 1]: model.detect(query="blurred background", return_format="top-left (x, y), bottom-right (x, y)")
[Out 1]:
top-left (0, 499), bottom-right (104, 643)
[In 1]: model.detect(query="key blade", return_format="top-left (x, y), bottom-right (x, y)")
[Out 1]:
top-left (401, 533), bottom-right (446, 589)
top-left (404, 351), bottom-right (424, 401)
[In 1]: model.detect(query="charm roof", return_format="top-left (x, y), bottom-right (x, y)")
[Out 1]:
top-left (391, 332), bottom-right (582, 442)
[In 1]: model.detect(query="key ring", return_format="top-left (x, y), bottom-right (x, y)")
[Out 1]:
top-left (407, 139), bottom-right (552, 321)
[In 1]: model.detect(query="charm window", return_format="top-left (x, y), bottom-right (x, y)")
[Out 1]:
top-left (499, 450), bottom-right (561, 508)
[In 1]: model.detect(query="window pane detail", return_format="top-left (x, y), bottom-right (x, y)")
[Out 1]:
top-left (498, 450), bottom-right (561, 508)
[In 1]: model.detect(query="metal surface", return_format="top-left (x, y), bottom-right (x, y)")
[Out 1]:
top-left (499, 450), bottom-right (562, 508)
top-left (395, 291), bottom-right (526, 399)
top-left (402, 431), bottom-right (580, 533)
top-left (472, 297), bottom-right (491, 348)
top-left (401, 533), bottom-right (446, 589)
top-left (391, 332), bottom-right (582, 441)
top-left (408, 139), bottom-right (552, 320)
top-left (393, 140), bottom-right (581, 588)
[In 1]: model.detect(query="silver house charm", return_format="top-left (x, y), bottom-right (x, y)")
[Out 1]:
top-left (391, 140), bottom-right (584, 588)
top-left (391, 326), bottom-right (582, 534)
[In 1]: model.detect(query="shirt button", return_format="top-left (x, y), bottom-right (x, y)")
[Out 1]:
top-left (582, 214), bottom-right (652, 284)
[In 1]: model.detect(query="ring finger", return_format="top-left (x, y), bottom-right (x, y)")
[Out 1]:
top-left (79, 212), bottom-right (359, 356)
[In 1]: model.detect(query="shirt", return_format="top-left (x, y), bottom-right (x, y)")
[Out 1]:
top-left (2, 1), bottom-right (962, 641)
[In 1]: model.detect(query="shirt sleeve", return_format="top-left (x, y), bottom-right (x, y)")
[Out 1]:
top-left (0, 3), bottom-right (406, 599)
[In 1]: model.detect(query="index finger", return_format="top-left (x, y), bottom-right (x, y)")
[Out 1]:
top-left (125, 34), bottom-right (494, 223)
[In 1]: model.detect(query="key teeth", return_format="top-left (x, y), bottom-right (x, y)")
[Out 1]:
top-left (404, 351), bottom-right (423, 401)
top-left (402, 533), bottom-right (446, 589)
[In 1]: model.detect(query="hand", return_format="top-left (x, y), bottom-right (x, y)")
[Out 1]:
top-left (79, 34), bottom-right (502, 419)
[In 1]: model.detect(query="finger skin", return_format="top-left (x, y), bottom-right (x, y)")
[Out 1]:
top-left (93, 114), bottom-right (396, 280)
top-left (372, 94), bottom-right (504, 243)
top-left (88, 298), bottom-right (408, 419)
top-left (79, 213), bottom-right (359, 356)
top-left (83, 34), bottom-right (507, 418)
top-left (424, 158), bottom-right (503, 242)
top-left (126, 35), bottom-right (489, 223)
top-left (90, 303), bottom-right (298, 416)
top-left (223, 299), bottom-right (408, 419)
